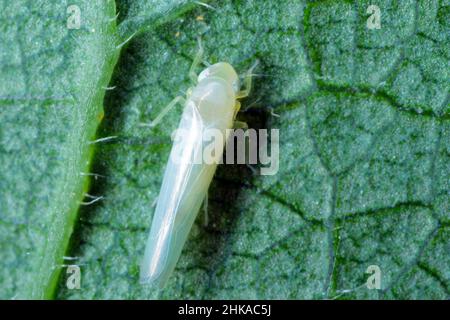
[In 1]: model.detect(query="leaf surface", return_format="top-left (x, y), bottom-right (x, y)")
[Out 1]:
top-left (0, 0), bottom-right (119, 299)
top-left (0, 0), bottom-right (448, 299)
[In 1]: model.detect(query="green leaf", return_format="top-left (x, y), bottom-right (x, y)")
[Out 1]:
top-left (116, 0), bottom-right (201, 39)
top-left (0, 1), bottom-right (120, 299)
top-left (1, 0), bottom-right (449, 299)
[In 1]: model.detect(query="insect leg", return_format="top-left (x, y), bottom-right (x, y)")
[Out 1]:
top-left (140, 95), bottom-right (186, 128)
top-left (236, 59), bottom-right (260, 99)
top-left (233, 120), bottom-right (248, 130)
top-left (233, 121), bottom-right (253, 170)
top-left (189, 37), bottom-right (204, 84)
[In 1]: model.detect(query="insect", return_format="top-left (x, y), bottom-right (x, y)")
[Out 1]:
top-left (140, 39), bottom-right (258, 287)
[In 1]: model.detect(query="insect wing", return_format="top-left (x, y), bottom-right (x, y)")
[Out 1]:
top-left (140, 100), bottom-right (217, 287)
